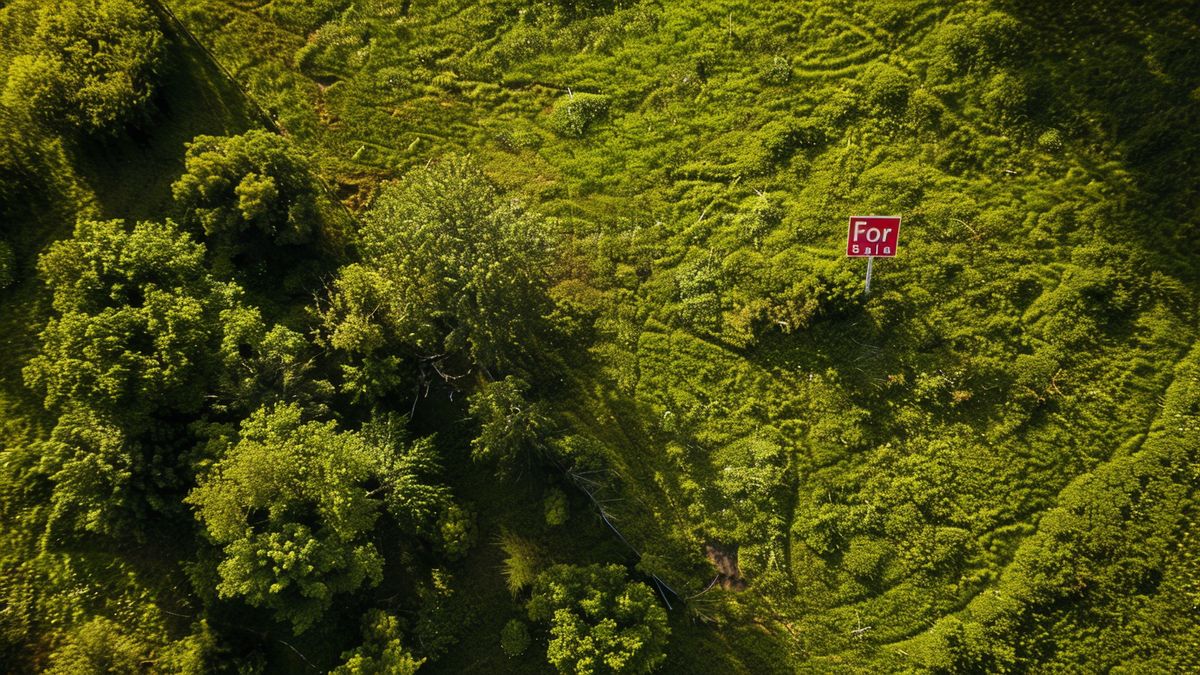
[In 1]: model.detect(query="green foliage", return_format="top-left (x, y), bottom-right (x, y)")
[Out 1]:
top-left (762, 56), bottom-right (791, 85)
top-left (527, 564), bottom-right (670, 674)
top-left (500, 619), bottom-right (531, 658)
top-left (499, 527), bottom-right (543, 598)
top-left (320, 156), bottom-right (552, 387)
top-left (216, 303), bottom-right (331, 415)
top-left (412, 568), bottom-right (464, 660)
top-left (21, 219), bottom-right (240, 537)
top-left (928, 9), bottom-right (1027, 78)
top-left (1, 0), bottom-right (164, 135)
top-left (861, 61), bottom-right (912, 113)
top-left (332, 609), bottom-right (425, 675)
top-left (544, 487), bottom-right (569, 527)
top-left (982, 72), bottom-right (1031, 123)
top-left (437, 502), bottom-right (477, 560)
top-left (549, 93), bottom-right (611, 138)
top-left (268, 0), bottom-right (351, 34)
top-left (45, 616), bottom-right (149, 675)
top-left (187, 404), bottom-right (447, 632)
top-left (38, 406), bottom-right (148, 539)
top-left (24, 219), bottom-right (235, 422)
top-left (295, 19), bottom-right (369, 80)
top-left (172, 130), bottom-right (320, 246)
top-left (711, 435), bottom-right (788, 542)
top-left (4, 0), bottom-right (1200, 671)
top-left (469, 376), bottom-right (552, 471)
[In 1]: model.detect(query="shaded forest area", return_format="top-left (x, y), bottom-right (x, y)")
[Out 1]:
top-left (1, 0), bottom-right (1198, 672)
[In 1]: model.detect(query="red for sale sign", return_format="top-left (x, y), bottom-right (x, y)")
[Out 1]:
top-left (846, 216), bottom-right (900, 257)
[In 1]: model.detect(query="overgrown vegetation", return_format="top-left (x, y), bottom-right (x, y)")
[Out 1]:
top-left (1, 0), bottom-right (1198, 672)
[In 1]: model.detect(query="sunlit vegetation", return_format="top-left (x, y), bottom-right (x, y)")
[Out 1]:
top-left (1, 0), bottom-right (1197, 671)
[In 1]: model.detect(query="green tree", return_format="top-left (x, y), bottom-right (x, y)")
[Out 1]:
top-left (172, 130), bottom-right (320, 246)
top-left (24, 219), bottom-right (237, 425)
top-left (499, 527), bottom-right (543, 598)
top-left (216, 303), bottom-right (332, 415)
top-left (319, 156), bottom-right (552, 388)
top-left (45, 616), bottom-right (149, 675)
top-left (187, 404), bottom-right (448, 632)
top-left (468, 376), bottom-right (551, 471)
top-left (38, 405), bottom-right (155, 539)
top-left (22, 219), bottom-right (240, 538)
top-left (527, 564), bottom-right (670, 674)
top-left (332, 609), bottom-right (424, 675)
top-left (1, 0), bottom-right (164, 135)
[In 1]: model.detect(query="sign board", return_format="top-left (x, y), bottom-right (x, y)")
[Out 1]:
top-left (846, 216), bottom-right (900, 257)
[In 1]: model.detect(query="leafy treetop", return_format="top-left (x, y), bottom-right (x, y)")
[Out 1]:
top-left (320, 155), bottom-right (552, 392)
top-left (172, 130), bottom-right (321, 246)
top-left (1, 0), bottom-right (164, 135)
top-left (187, 404), bottom-right (448, 632)
top-left (527, 563), bottom-right (670, 674)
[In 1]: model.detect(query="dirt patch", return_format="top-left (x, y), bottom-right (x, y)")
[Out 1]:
top-left (705, 542), bottom-right (748, 591)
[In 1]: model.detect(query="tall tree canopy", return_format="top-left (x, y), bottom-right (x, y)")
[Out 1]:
top-left (0, 0), bottom-right (165, 135)
top-left (187, 404), bottom-right (449, 632)
top-left (320, 156), bottom-right (552, 397)
top-left (172, 130), bottom-right (321, 246)
top-left (22, 219), bottom-right (239, 537)
top-left (24, 219), bottom-right (237, 424)
top-left (332, 609), bottom-right (424, 675)
top-left (527, 564), bottom-right (670, 674)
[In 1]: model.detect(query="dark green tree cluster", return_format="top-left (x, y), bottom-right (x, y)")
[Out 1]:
top-left (332, 610), bottom-right (424, 674)
top-left (468, 375), bottom-right (552, 471)
top-left (1, 0), bottom-right (164, 135)
top-left (23, 219), bottom-right (239, 538)
top-left (187, 405), bottom-right (450, 632)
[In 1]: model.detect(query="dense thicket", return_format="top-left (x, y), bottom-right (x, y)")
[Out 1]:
top-left (527, 564), bottom-right (671, 674)
top-left (188, 405), bottom-right (452, 632)
top-left (1, 0), bottom-right (164, 135)
top-left (24, 219), bottom-right (239, 538)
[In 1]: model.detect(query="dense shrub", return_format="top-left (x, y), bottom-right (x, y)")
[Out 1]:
top-left (187, 405), bottom-right (449, 632)
top-left (333, 610), bottom-right (424, 674)
top-left (549, 93), bottom-right (611, 137)
top-left (1, 0), bottom-right (164, 135)
top-left (24, 219), bottom-right (235, 423)
top-left (527, 564), bottom-right (670, 674)
top-left (982, 72), bottom-right (1031, 123)
top-left (319, 156), bottom-right (553, 386)
top-left (544, 488), bottom-right (569, 526)
top-left (173, 131), bottom-right (320, 247)
top-left (500, 619), bottom-right (531, 657)
top-left (469, 376), bottom-right (552, 471)
top-left (862, 62), bottom-right (912, 113)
